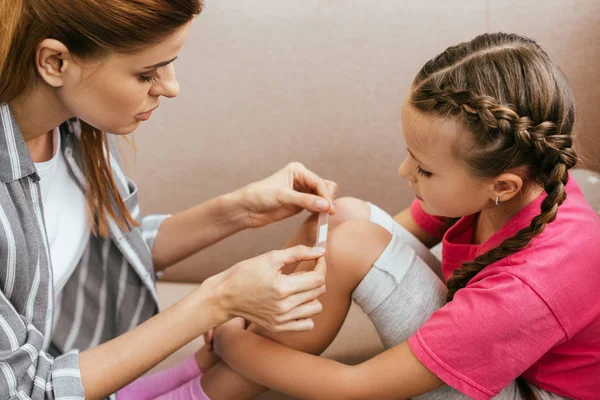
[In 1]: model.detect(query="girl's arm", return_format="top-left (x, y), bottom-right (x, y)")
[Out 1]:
top-left (214, 323), bottom-right (444, 400)
top-left (393, 207), bottom-right (442, 248)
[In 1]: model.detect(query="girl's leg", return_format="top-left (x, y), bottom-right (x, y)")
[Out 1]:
top-left (124, 196), bottom-right (567, 400)
top-left (200, 197), bottom-right (447, 399)
top-left (116, 354), bottom-right (204, 400)
top-left (200, 198), bottom-right (391, 400)
top-left (119, 198), bottom-right (397, 400)
top-left (278, 197), bottom-right (373, 275)
top-left (197, 198), bottom-right (456, 400)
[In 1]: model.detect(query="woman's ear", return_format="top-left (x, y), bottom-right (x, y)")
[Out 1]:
top-left (36, 39), bottom-right (72, 88)
top-left (491, 172), bottom-right (524, 204)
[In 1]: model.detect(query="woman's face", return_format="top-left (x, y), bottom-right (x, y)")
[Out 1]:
top-left (57, 21), bottom-right (194, 135)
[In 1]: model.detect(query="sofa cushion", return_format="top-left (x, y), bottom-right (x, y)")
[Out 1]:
top-left (571, 168), bottom-right (600, 214)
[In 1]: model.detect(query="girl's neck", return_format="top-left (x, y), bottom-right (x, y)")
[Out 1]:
top-left (9, 83), bottom-right (71, 162)
top-left (473, 184), bottom-right (545, 245)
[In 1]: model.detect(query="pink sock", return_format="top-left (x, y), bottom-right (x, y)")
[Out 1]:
top-left (117, 355), bottom-right (202, 400)
top-left (154, 378), bottom-right (211, 400)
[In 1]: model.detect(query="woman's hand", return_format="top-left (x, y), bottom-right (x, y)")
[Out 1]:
top-left (234, 162), bottom-right (338, 229)
top-left (204, 245), bottom-right (327, 332)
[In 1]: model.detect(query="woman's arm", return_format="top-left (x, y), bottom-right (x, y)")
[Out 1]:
top-left (79, 280), bottom-right (222, 399)
top-left (215, 325), bottom-right (444, 400)
top-left (80, 245), bottom-right (326, 399)
top-left (152, 162), bottom-right (337, 271)
top-left (151, 191), bottom-right (245, 271)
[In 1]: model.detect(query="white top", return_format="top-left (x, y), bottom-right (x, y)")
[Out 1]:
top-left (34, 128), bottom-right (90, 291)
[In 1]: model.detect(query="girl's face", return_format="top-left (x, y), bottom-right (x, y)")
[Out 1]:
top-left (56, 21), bottom-right (194, 135)
top-left (398, 101), bottom-right (494, 218)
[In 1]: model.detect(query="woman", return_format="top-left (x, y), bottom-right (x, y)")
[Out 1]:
top-left (0, 0), bottom-right (335, 398)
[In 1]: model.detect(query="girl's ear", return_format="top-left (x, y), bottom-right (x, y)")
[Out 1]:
top-left (491, 172), bottom-right (523, 204)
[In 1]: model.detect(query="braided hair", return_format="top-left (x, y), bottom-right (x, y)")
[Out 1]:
top-left (410, 33), bottom-right (577, 397)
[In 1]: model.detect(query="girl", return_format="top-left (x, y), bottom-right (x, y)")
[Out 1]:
top-left (0, 1), bottom-right (337, 399)
top-left (146, 32), bottom-right (599, 399)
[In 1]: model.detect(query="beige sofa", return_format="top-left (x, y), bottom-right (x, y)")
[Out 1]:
top-left (119, 1), bottom-right (600, 398)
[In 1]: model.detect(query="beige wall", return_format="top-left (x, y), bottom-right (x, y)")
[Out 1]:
top-left (119, 0), bottom-right (600, 283)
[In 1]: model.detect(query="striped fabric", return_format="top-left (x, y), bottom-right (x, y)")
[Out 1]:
top-left (0, 104), bottom-right (168, 399)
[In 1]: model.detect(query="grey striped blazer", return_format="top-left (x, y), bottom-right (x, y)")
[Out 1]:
top-left (0, 104), bottom-right (168, 399)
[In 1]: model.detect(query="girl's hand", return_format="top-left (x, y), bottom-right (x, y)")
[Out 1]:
top-left (204, 317), bottom-right (245, 352)
top-left (215, 317), bottom-right (246, 336)
top-left (204, 245), bottom-right (327, 332)
top-left (203, 328), bottom-right (215, 352)
top-left (235, 162), bottom-right (338, 229)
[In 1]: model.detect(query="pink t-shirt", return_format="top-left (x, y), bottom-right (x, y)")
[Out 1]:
top-left (407, 175), bottom-right (600, 400)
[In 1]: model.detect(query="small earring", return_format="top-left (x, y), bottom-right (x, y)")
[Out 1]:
top-left (495, 197), bottom-right (500, 206)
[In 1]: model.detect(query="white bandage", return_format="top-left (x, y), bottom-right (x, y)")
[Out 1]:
top-left (315, 212), bottom-right (329, 247)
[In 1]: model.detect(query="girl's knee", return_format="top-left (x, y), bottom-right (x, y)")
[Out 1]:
top-left (330, 197), bottom-right (370, 229)
top-left (326, 219), bottom-right (392, 286)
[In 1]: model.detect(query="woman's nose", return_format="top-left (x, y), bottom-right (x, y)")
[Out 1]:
top-left (150, 64), bottom-right (180, 98)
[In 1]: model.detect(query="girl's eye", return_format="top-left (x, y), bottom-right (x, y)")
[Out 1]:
top-left (139, 73), bottom-right (161, 84)
top-left (417, 166), bottom-right (432, 178)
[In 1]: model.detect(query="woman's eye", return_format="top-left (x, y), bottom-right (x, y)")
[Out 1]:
top-left (417, 166), bottom-right (432, 178)
top-left (139, 73), bottom-right (161, 84)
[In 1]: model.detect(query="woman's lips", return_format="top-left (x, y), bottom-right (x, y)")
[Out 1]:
top-left (136, 105), bottom-right (159, 121)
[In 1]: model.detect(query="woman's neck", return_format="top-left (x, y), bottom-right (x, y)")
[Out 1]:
top-left (9, 84), bottom-right (71, 162)
top-left (473, 185), bottom-right (545, 244)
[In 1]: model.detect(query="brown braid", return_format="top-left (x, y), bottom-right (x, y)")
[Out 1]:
top-left (414, 86), bottom-right (577, 302)
top-left (447, 159), bottom-right (573, 300)
top-left (410, 33), bottom-right (577, 397)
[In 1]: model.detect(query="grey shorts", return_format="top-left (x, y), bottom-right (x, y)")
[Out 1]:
top-left (350, 203), bottom-right (568, 400)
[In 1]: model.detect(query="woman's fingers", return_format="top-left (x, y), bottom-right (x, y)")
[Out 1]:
top-left (278, 284), bottom-right (326, 313)
top-left (280, 189), bottom-right (330, 214)
top-left (325, 180), bottom-right (339, 207)
top-left (288, 163), bottom-right (337, 214)
top-left (213, 246), bottom-right (327, 333)
top-left (269, 318), bottom-right (315, 332)
top-left (277, 256), bottom-right (327, 301)
top-left (277, 270), bottom-right (326, 299)
top-left (313, 256), bottom-right (327, 277)
top-left (278, 298), bottom-right (324, 323)
top-left (272, 245), bottom-right (325, 271)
